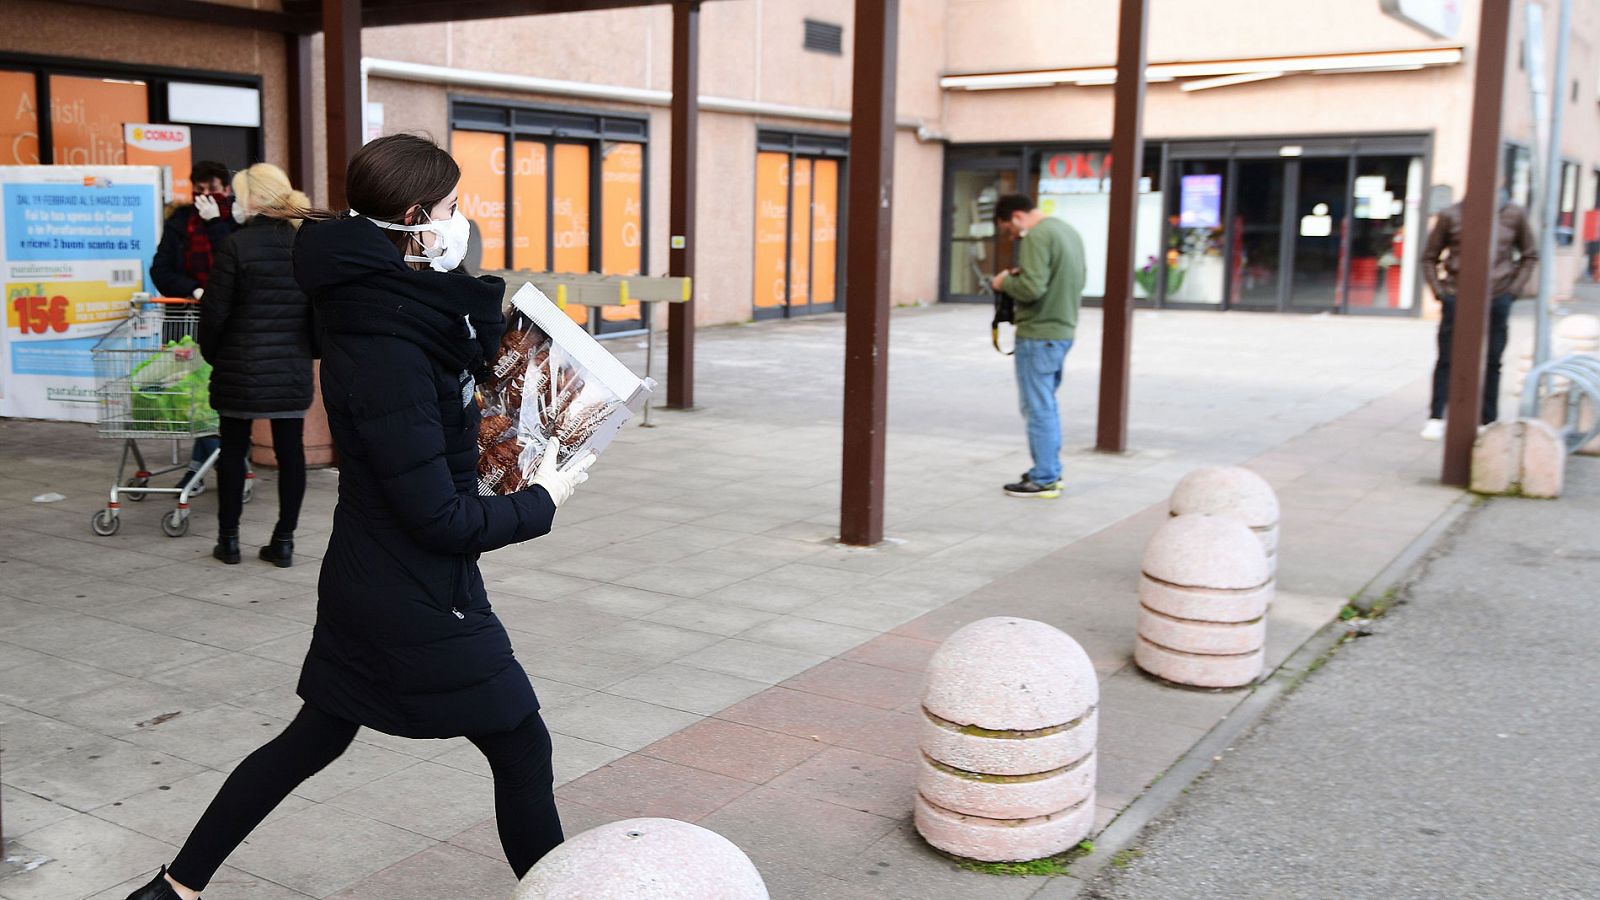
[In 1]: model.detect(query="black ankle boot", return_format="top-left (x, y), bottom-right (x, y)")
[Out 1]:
top-left (213, 531), bottom-right (240, 565)
top-left (259, 531), bottom-right (294, 568)
top-left (124, 865), bottom-right (191, 899)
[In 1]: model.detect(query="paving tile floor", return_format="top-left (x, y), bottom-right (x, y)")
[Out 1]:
top-left (0, 303), bottom-right (1495, 898)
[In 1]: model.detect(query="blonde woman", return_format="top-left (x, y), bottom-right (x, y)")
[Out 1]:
top-left (196, 163), bottom-right (315, 567)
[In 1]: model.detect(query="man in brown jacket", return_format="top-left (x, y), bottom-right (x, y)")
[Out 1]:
top-left (1419, 197), bottom-right (1538, 439)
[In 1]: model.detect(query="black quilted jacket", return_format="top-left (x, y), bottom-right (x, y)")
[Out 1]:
top-left (197, 218), bottom-right (315, 415)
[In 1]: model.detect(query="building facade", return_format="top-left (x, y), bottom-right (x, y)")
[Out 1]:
top-left (3, 0), bottom-right (1596, 332)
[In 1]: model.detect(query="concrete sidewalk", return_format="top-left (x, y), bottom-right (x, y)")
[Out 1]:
top-left (0, 303), bottom-right (1476, 899)
top-left (1082, 456), bottom-right (1600, 900)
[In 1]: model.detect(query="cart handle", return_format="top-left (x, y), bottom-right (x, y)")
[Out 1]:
top-left (144, 296), bottom-right (202, 306)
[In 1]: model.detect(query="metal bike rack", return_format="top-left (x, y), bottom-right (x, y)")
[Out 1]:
top-left (1519, 354), bottom-right (1600, 453)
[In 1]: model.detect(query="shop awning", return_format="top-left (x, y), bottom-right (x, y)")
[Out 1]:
top-left (940, 46), bottom-right (1464, 92)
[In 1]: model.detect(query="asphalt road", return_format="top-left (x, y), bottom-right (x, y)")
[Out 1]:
top-left (1085, 457), bottom-right (1600, 900)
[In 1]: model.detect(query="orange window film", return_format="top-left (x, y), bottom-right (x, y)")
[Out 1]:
top-left (753, 152), bottom-right (789, 310)
top-left (512, 140), bottom-right (547, 272)
top-left (600, 142), bottom-right (644, 324)
top-left (451, 130), bottom-right (506, 270)
top-left (789, 158), bottom-right (812, 307)
top-left (0, 71), bottom-right (38, 165)
top-left (49, 75), bottom-right (147, 166)
top-left (811, 158), bottom-right (839, 307)
top-left (552, 143), bottom-right (591, 324)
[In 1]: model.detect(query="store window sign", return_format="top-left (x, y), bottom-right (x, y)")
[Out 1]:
top-left (1040, 152), bottom-right (1152, 196)
top-left (124, 124), bottom-right (192, 203)
top-left (1179, 174), bottom-right (1222, 229)
top-left (2, 71), bottom-right (39, 166)
top-left (1, 165), bottom-right (162, 422)
top-left (1301, 203), bottom-right (1334, 237)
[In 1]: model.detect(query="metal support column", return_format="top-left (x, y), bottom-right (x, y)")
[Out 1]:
top-left (1534, 0), bottom-right (1575, 367)
top-left (1096, 0), bottom-right (1148, 454)
top-left (322, 0), bottom-right (362, 208)
top-left (286, 32), bottom-right (316, 200)
top-left (1443, 0), bottom-right (1514, 486)
top-left (667, 1), bottom-right (699, 409)
top-left (840, 0), bottom-right (899, 547)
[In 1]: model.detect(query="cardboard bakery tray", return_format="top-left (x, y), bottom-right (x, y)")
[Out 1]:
top-left (475, 283), bottom-right (652, 494)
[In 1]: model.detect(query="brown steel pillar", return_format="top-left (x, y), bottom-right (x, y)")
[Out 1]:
top-left (1095, 0), bottom-right (1149, 454)
top-left (323, 0), bottom-right (362, 209)
top-left (286, 32), bottom-right (316, 199)
top-left (1442, 0), bottom-right (1513, 486)
top-left (840, 0), bottom-right (899, 547)
top-left (667, 1), bottom-right (699, 409)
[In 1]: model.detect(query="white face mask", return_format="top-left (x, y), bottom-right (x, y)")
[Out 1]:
top-left (364, 208), bottom-right (471, 273)
top-left (232, 202), bottom-right (250, 225)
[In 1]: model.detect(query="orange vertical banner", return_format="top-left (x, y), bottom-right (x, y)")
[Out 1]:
top-left (788, 158), bottom-right (812, 308)
top-left (812, 158), bottom-right (839, 307)
top-left (124, 124), bottom-right (193, 203)
top-left (552, 143), bottom-right (591, 325)
top-left (512, 141), bottom-right (548, 272)
top-left (753, 152), bottom-right (789, 310)
top-left (600, 142), bottom-right (643, 324)
top-left (0, 70), bottom-right (39, 165)
top-left (451, 130), bottom-right (506, 270)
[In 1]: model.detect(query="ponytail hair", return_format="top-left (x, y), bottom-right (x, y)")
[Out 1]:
top-left (234, 162), bottom-right (312, 229)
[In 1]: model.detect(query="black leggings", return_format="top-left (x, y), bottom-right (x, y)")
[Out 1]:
top-left (167, 704), bottom-right (563, 891)
top-left (217, 416), bottom-right (305, 535)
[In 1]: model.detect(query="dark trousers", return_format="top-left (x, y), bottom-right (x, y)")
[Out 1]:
top-left (218, 416), bottom-right (305, 536)
top-left (1429, 294), bottom-right (1516, 424)
top-left (168, 704), bottom-right (564, 890)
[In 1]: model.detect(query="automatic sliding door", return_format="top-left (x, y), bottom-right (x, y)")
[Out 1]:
top-left (1231, 160), bottom-right (1286, 309)
top-left (1290, 158), bottom-right (1350, 311)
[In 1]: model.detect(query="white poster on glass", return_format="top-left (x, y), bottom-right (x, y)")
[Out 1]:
top-left (1, 165), bottom-right (162, 421)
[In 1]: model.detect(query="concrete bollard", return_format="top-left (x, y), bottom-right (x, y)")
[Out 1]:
top-left (1556, 313), bottom-right (1600, 352)
top-left (1135, 514), bottom-right (1270, 689)
top-left (514, 818), bottom-right (768, 900)
top-left (1168, 466), bottom-right (1280, 574)
top-left (914, 617), bottom-right (1097, 863)
top-left (1472, 419), bottom-right (1565, 499)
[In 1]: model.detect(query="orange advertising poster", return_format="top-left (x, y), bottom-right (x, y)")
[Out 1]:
top-left (600, 142), bottom-right (643, 324)
top-left (50, 75), bottom-right (147, 166)
top-left (789, 158), bottom-right (812, 308)
top-left (0, 70), bottom-right (39, 165)
top-left (511, 141), bottom-right (548, 272)
top-left (552, 143), bottom-right (591, 325)
top-left (753, 152), bottom-right (789, 310)
top-left (811, 159), bottom-right (839, 307)
top-left (451, 130), bottom-right (506, 270)
top-left (124, 123), bottom-right (192, 202)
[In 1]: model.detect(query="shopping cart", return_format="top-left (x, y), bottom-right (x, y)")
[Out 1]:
top-left (89, 297), bottom-right (252, 537)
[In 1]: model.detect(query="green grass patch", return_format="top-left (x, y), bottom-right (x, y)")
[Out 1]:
top-left (954, 841), bottom-right (1094, 877)
top-left (1111, 848), bottom-right (1145, 868)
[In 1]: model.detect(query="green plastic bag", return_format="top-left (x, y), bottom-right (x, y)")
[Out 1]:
top-left (129, 336), bottom-right (213, 432)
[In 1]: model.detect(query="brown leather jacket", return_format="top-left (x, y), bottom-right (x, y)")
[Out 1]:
top-left (1422, 201), bottom-right (1538, 300)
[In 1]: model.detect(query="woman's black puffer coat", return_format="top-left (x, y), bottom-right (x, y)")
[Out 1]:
top-left (292, 214), bottom-right (556, 739)
top-left (197, 217), bottom-right (315, 415)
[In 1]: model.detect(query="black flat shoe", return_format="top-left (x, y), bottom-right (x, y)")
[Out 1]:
top-left (258, 532), bottom-right (293, 568)
top-left (213, 533), bottom-right (240, 565)
top-left (125, 866), bottom-right (191, 900)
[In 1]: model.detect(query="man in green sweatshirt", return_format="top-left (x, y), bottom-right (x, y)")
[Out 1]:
top-left (990, 194), bottom-right (1087, 498)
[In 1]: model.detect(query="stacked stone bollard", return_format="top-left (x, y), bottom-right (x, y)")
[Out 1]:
top-left (1135, 514), bottom-right (1272, 688)
top-left (914, 617), bottom-right (1098, 862)
top-left (1168, 466), bottom-right (1280, 575)
top-left (514, 818), bottom-right (768, 899)
top-left (1557, 313), bottom-right (1600, 353)
top-left (1471, 419), bottom-right (1565, 498)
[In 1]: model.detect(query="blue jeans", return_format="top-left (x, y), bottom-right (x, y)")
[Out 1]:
top-left (1014, 338), bottom-right (1073, 484)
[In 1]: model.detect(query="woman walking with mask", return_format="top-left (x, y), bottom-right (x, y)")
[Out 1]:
top-left (197, 162), bottom-right (314, 567)
top-left (126, 134), bottom-right (593, 900)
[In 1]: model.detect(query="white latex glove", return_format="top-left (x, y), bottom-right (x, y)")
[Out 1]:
top-left (194, 194), bottom-right (220, 221)
top-left (192, 287), bottom-right (204, 300)
top-left (528, 443), bottom-right (596, 508)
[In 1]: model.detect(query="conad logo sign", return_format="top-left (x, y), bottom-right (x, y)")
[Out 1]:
top-left (127, 126), bottom-right (191, 150)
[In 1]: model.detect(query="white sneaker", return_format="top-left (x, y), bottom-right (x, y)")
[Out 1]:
top-left (1420, 419), bottom-right (1445, 441)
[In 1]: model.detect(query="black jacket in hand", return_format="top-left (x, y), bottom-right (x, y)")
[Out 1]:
top-left (150, 204), bottom-right (239, 298)
top-left (198, 218), bottom-right (315, 415)
top-left (293, 213), bottom-right (556, 739)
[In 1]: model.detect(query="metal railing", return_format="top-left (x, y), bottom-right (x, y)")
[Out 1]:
top-left (1519, 354), bottom-right (1600, 453)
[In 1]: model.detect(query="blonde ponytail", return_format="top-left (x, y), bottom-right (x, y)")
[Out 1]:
top-left (233, 163), bottom-right (313, 228)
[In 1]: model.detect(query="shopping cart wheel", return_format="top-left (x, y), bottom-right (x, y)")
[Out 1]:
top-left (91, 509), bottom-right (120, 536)
top-left (125, 476), bottom-right (150, 502)
top-left (161, 509), bottom-right (190, 538)
top-left (242, 479), bottom-right (254, 504)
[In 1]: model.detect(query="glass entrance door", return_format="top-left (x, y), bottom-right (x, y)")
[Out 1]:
top-left (946, 164), bottom-right (1018, 301)
top-left (1230, 160), bottom-right (1286, 309)
top-left (1290, 158), bottom-right (1351, 311)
